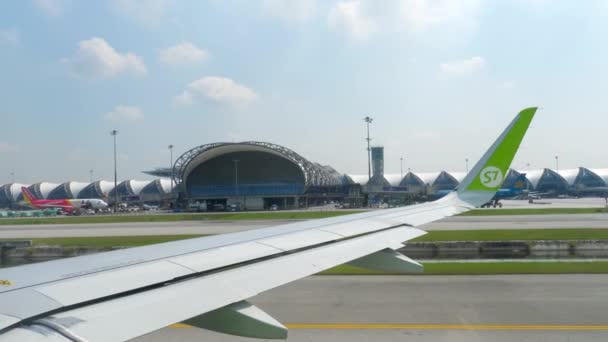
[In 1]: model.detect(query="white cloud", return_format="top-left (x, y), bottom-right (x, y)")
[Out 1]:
top-left (159, 42), bottom-right (208, 66)
top-left (0, 142), bottom-right (17, 153)
top-left (440, 56), bottom-right (485, 75)
top-left (397, 0), bottom-right (481, 32)
top-left (33, 0), bottom-right (67, 17)
top-left (328, 0), bottom-right (482, 41)
top-left (328, 0), bottom-right (376, 41)
top-left (62, 37), bottom-right (147, 79)
top-left (111, 0), bottom-right (173, 27)
top-left (175, 77), bottom-right (257, 106)
top-left (263, 0), bottom-right (317, 23)
top-left (104, 105), bottom-right (145, 121)
top-left (0, 28), bottom-right (18, 44)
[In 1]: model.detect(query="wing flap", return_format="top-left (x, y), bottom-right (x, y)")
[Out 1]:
top-left (30, 227), bottom-right (423, 342)
top-left (169, 241), bottom-right (281, 273)
top-left (184, 300), bottom-right (288, 340)
top-left (34, 260), bottom-right (193, 306)
top-left (256, 229), bottom-right (342, 251)
top-left (347, 248), bottom-right (424, 274)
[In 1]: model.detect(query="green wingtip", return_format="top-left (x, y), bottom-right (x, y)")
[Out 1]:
top-left (465, 107), bottom-right (537, 192)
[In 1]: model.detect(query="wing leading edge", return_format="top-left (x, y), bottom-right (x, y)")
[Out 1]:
top-left (0, 107), bottom-right (537, 342)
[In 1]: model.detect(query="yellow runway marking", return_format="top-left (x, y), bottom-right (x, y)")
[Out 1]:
top-left (170, 323), bottom-right (608, 331)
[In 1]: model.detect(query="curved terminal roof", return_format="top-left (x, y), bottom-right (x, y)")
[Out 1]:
top-left (590, 169), bottom-right (608, 185)
top-left (417, 172), bottom-right (442, 186)
top-left (400, 172), bottom-right (425, 188)
top-left (47, 181), bottom-right (89, 199)
top-left (521, 169), bottom-right (545, 189)
top-left (557, 168), bottom-right (579, 186)
top-left (348, 175), bottom-right (370, 186)
top-left (109, 180), bottom-right (152, 197)
top-left (0, 183), bottom-right (30, 203)
top-left (576, 168), bottom-right (606, 189)
top-left (174, 142), bottom-right (342, 188)
top-left (29, 182), bottom-right (60, 199)
top-left (78, 181), bottom-right (114, 199)
top-left (382, 174), bottom-right (402, 187)
top-left (141, 179), bottom-right (172, 195)
top-left (449, 172), bottom-right (466, 183)
top-left (3, 166), bottom-right (608, 204)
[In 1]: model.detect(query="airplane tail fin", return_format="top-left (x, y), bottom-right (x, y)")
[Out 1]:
top-left (21, 187), bottom-right (37, 204)
top-left (512, 173), bottom-right (528, 190)
top-left (456, 107), bottom-right (537, 207)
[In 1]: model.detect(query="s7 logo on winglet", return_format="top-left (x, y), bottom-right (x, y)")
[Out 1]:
top-left (480, 166), bottom-right (503, 188)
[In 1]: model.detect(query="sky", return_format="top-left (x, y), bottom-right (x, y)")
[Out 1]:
top-left (1, 0), bottom-right (608, 184)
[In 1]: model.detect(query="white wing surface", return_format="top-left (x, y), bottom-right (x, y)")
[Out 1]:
top-left (0, 108), bottom-right (537, 341)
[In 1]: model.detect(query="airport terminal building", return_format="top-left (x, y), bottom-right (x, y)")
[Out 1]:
top-left (168, 142), bottom-right (364, 210)
top-left (2, 140), bottom-right (608, 210)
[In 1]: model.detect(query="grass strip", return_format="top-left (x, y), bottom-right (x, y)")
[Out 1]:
top-left (5, 228), bottom-right (608, 248)
top-left (460, 208), bottom-right (608, 216)
top-left (26, 235), bottom-right (205, 247)
top-left (322, 262), bottom-right (608, 275)
top-left (0, 211), bottom-right (363, 226)
top-left (1, 207), bottom-right (606, 226)
top-left (414, 228), bottom-right (608, 242)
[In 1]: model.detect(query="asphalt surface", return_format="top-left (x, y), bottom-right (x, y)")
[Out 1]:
top-left (1, 213), bottom-right (608, 238)
top-left (501, 198), bottom-right (608, 208)
top-left (134, 275), bottom-right (608, 342)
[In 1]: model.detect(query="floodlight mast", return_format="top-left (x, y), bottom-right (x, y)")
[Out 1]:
top-left (364, 116), bottom-right (373, 182)
top-left (169, 144), bottom-right (174, 202)
top-left (111, 130), bottom-right (118, 211)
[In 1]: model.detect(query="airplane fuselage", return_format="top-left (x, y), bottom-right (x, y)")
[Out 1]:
top-left (25, 198), bottom-right (109, 212)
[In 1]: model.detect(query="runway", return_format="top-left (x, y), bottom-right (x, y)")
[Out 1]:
top-left (1, 213), bottom-right (608, 238)
top-left (501, 198), bottom-right (608, 208)
top-left (134, 274), bottom-right (608, 342)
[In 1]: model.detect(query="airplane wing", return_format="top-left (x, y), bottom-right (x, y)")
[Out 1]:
top-left (0, 108), bottom-right (537, 342)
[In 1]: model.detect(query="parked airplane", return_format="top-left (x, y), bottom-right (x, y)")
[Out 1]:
top-left (480, 173), bottom-right (529, 207)
top-left (21, 187), bottom-right (108, 213)
top-left (0, 107), bottom-right (537, 342)
top-left (435, 173), bottom-right (529, 205)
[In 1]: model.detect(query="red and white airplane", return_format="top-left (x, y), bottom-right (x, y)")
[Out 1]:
top-left (21, 187), bottom-right (109, 212)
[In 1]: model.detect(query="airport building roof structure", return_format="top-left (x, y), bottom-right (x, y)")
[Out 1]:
top-left (141, 179), bottom-right (172, 195)
top-left (29, 182), bottom-right (60, 200)
top-left (174, 142), bottom-right (343, 187)
top-left (78, 181), bottom-right (115, 199)
top-left (3, 165), bottom-right (608, 209)
top-left (347, 167), bottom-right (608, 194)
top-left (0, 183), bottom-right (30, 205)
top-left (47, 181), bottom-right (90, 200)
top-left (3, 137), bottom-right (608, 208)
top-left (109, 180), bottom-right (153, 200)
top-left (173, 141), bottom-right (344, 199)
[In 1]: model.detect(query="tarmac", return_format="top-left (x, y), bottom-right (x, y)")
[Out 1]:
top-left (1, 212), bottom-right (608, 238)
top-left (134, 274), bottom-right (608, 342)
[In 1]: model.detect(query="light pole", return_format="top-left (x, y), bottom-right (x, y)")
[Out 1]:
top-left (89, 169), bottom-right (94, 182)
top-left (364, 116), bottom-right (373, 181)
top-left (233, 160), bottom-right (240, 197)
top-left (400, 156), bottom-right (404, 179)
top-left (10, 171), bottom-right (14, 183)
top-left (465, 158), bottom-right (469, 173)
top-left (555, 155), bottom-right (559, 171)
top-left (111, 130), bottom-right (118, 211)
top-left (168, 144), bottom-right (174, 197)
